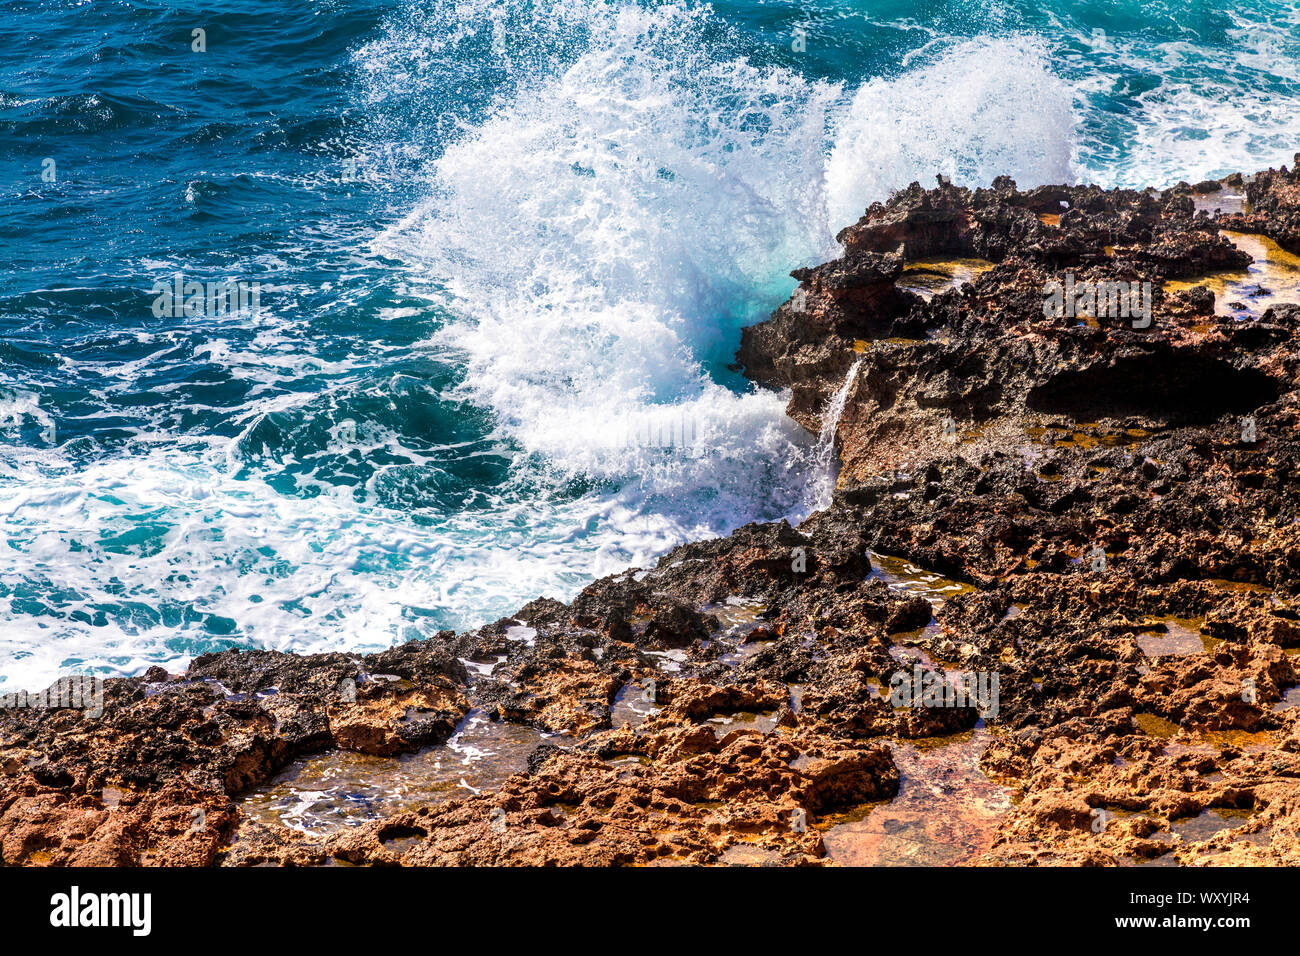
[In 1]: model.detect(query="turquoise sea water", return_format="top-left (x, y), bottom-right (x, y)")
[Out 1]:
top-left (2, 0), bottom-right (1299, 687)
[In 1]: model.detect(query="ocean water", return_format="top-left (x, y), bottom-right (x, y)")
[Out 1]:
top-left (2, 0), bottom-right (1298, 689)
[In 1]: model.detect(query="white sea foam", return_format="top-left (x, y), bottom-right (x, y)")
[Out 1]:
top-left (826, 36), bottom-right (1077, 228)
top-left (0, 446), bottom-right (710, 690)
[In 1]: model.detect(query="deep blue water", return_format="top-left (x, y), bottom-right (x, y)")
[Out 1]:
top-left (2, 0), bottom-right (1299, 687)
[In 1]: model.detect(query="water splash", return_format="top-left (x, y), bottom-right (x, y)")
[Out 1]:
top-left (826, 36), bottom-right (1077, 228)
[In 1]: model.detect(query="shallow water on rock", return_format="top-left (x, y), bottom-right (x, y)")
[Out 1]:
top-left (717, 638), bottom-right (777, 668)
top-left (704, 596), bottom-right (776, 666)
top-left (1137, 807), bottom-right (1270, 865)
top-left (1206, 578), bottom-right (1274, 595)
top-left (236, 709), bottom-right (555, 836)
top-left (1136, 618), bottom-right (1210, 658)
top-left (888, 644), bottom-right (938, 668)
top-left (819, 724), bottom-right (1011, 866)
top-left (1025, 422), bottom-right (1155, 451)
top-left (1170, 807), bottom-right (1255, 843)
top-left (1164, 230), bottom-right (1300, 318)
top-left (643, 648), bottom-right (690, 672)
top-left (703, 596), bottom-right (767, 635)
top-left (707, 709), bottom-right (780, 736)
top-left (611, 682), bottom-right (660, 729)
top-left (717, 843), bottom-right (784, 866)
top-left (898, 258), bottom-right (994, 300)
top-left (1136, 713), bottom-right (1181, 739)
top-left (867, 551), bottom-right (975, 609)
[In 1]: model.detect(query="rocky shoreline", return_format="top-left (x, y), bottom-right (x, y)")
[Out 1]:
top-left (5, 160), bottom-right (1300, 867)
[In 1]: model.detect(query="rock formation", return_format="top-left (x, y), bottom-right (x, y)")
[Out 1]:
top-left (6, 159), bottom-right (1300, 866)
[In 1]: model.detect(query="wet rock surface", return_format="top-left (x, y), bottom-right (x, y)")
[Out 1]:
top-left (5, 164), bottom-right (1300, 866)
